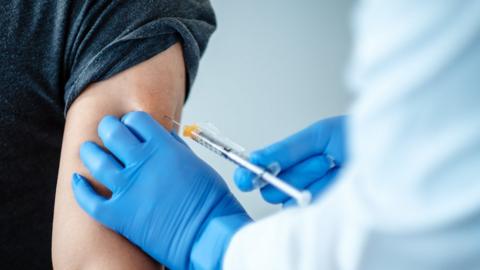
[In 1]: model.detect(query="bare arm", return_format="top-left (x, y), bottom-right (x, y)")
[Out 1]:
top-left (52, 43), bottom-right (185, 269)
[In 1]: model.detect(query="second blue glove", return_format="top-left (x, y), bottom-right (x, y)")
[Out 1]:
top-left (234, 115), bottom-right (348, 206)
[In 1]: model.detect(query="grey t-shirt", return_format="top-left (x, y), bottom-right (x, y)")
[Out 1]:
top-left (0, 0), bottom-right (215, 268)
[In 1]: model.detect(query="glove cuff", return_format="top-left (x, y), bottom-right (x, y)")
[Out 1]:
top-left (190, 213), bottom-right (251, 270)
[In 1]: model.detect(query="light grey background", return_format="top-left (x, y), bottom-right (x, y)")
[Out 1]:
top-left (183, 0), bottom-right (354, 220)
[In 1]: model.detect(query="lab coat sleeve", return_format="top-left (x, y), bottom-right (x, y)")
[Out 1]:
top-left (224, 1), bottom-right (480, 269)
top-left (224, 179), bottom-right (347, 270)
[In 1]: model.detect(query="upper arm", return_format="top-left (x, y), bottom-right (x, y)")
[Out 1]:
top-left (52, 43), bottom-right (185, 269)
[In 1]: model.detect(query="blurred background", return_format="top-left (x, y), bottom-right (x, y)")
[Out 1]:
top-left (183, 0), bottom-right (354, 219)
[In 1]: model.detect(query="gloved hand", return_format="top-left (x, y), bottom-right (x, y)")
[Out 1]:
top-left (234, 115), bottom-right (348, 206)
top-left (72, 111), bottom-right (251, 270)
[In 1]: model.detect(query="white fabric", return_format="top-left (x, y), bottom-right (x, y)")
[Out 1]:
top-left (223, 1), bottom-right (480, 269)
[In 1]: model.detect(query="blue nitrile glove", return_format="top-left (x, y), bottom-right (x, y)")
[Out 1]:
top-left (234, 115), bottom-right (348, 206)
top-left (72, 111), bottom-right (251, 270)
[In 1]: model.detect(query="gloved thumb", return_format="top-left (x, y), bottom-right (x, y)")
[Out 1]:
top-left (233, 167), bottom-right (257, 192)
top-left (233, 152), bottom-right (279, 192)
top-left (71, 173), bottom-right (108, 224)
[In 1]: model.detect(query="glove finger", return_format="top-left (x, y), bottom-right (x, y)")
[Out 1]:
top-left (260, 155), bottom-right (333, 204)
top-left (121, 111), bottom-right (171, 142)
top-left (72, 173), bottom-right (108, 225)
top-left (251, 117), bottom-right (346, 171)
top-left (233, 167), bottom-right (258, 192)
top-left (80, 141), bottom-right (125, 193)
top-left (98, 115), bottom-right (142, 166)
top-left (233, 161), bottom-right (282, 192)
top-left (305, 167), bottom-right (340, 202)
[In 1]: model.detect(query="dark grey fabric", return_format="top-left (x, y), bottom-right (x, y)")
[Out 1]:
top-left (0, 1), bottom-right (215, 268)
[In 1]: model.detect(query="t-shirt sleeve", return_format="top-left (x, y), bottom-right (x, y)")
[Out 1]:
top-left (63, 0), bottom-right (216, 113)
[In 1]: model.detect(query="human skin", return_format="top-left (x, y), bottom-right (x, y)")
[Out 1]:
top-left (52, 43), bottom-right (185, 269)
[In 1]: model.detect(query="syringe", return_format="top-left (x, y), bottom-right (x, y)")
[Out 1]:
top-left (165, 117), bottom-right (312, 207)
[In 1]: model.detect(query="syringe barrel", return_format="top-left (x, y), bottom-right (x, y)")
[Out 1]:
top-left (187, 125), bottom-right (311, 207)
top-left (225, 149), bottom-right (311, 206)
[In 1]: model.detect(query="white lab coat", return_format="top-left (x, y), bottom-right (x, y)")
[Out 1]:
top-left (223, 1), bottom-right (480, 269)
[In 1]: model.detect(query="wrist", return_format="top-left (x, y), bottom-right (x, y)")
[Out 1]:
top-left (190, 213), bottom-right (251, 270)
